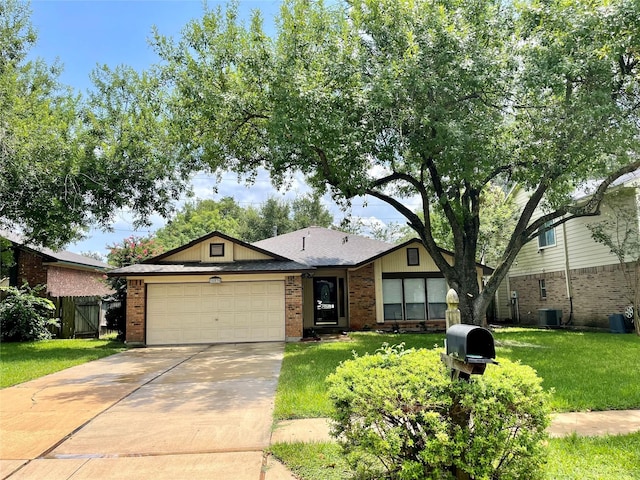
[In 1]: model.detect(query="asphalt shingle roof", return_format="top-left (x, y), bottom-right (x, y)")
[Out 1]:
top-left (0, 229), bottom-right (110, 270)
top-left (108, 260), bottom-right (311, 276)
top-left (253, 226), bottom-right (395, 267)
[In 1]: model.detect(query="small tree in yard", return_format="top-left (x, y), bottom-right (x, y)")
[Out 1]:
top-left (588, 189), bottom-right (640, 336)
top-left (327, 346), bottom-right (550, 480)
top-left (105, 236), bottom-right (163, 340)
top-left (0, 285), bottom-right (59, 342)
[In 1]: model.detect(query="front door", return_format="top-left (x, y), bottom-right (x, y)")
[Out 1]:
top-left (313, 277), bottom-right (338, 325)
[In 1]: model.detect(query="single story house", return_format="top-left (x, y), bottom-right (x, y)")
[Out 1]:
top-left (110, 227), bottom-right (490, 346)
top-left (1, 229), bottom-right (115, 338)
top-left (0, 229), bottom-right (112, 298)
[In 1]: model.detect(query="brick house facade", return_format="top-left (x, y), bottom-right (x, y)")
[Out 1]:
top-left (495, 177), bottom-right (640, 329)
top-left (112, 228), bottom-right (490, 346)
top-left (508, 263), bottom-right (631, 328)
top-left (285, 275), bottom-right (303, 339)
top-left (2, 229), bottom-right (112, 298)
top-left (126, 279), bottom-right (146, 344)
top-left (16, 249), bottom-right (48, 288)
top-left (348, 264), bottom-right (376, 330)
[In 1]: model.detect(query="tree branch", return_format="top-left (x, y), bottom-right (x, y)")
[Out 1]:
top-left (422, 153), bottom-right (465, 253)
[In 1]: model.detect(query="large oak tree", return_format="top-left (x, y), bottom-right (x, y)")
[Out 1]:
top-left (119, 0), bottom-right (640, 324)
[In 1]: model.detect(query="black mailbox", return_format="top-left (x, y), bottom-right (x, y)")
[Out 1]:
top-left (442, 324), bottom-right (497, 379)
top-left (446, 324), bottom-right (496, 362)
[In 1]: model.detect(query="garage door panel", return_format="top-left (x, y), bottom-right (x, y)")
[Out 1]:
top-left (267, 298), bottom-right (284, 310)
top-left (146, 281), bottom-right (285, 345)
top-left (166, 300), bottom-right (201, 314)
top-left (147, 300), bottom-right (168, 315)
top-left (216, 296), bottom-right (235, 312)
top-left (147, 328), bottom-right (181, 345)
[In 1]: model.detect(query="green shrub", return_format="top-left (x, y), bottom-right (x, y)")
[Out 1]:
top-left (105, 300), bottom-right (126, 341)
top-left (327, 345), bottom-right (550, 480)
top-left (0, 286), bottom-right (59, 342)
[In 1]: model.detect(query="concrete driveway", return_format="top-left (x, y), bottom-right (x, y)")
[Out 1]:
top-left (0, 342), bottom-right (284, 480)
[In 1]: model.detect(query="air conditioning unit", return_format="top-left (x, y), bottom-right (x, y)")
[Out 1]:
top-left (538, 309), bottom-right (562, 327)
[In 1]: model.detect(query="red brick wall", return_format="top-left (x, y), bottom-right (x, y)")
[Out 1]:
top-left (17, 250), bottom-right (47, 288)
top-left (46, 266), bottom-right (113, 297)
top-left (285, 276), bottom-right (303, 339)
top-left (15, 249), bottom-right (113, 297)
top-left (126, 279), bottom-right (146, 344)
top-left (509, 263), bottom-right (631, 328)
top-left (348, 263), bottom-right (376, 330)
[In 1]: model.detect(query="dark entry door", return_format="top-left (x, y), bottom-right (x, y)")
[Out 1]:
top-left (313, 277), bottom-right (338, 325)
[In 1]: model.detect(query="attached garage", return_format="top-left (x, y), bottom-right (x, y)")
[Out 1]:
top-left (146, 281), bottom-right (286, 345)
top-left (109, 232), bottom-right (309, 346)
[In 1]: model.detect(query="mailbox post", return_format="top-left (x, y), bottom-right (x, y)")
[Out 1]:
top-left (445, 288), bottom-right (461, 328)
top-left (441, 324), bottom-right (498, 480)
top-left (441, 324), bottom-right (498, 380)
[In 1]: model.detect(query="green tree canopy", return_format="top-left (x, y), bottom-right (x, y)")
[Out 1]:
top-left (106, 0), bottom-right (639, 324)
top-left (153, 193), bottom-right (333, 248)
top-left (1, 1), bottom-right (190, 248)
top-left (154, 197), bottom-right (244, 250)
top-left (400, 183), bottom-right (518, 267)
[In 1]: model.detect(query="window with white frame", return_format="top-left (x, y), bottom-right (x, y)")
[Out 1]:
top-left (539, 279), bottom-right (547, 299)
top-left (538, 221), bottom-right (556, 248)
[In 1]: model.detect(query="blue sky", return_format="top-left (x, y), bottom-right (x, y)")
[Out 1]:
top-left (27, 0), bottom-right (411, 256)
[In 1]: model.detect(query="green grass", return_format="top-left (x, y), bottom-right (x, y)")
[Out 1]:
top-left (270, 433), bottom-right (640, 480)
top-left (269, 442), bottom-right (349, 480)
top-left (546, 432), bottom-right (640, 479)
top-left (275, 332), bottom-right (444, 418)
top-left (493, 328), bottom-right (640, 411)
top-left (274, 329), bottom-right (640, 418)
top-left (0, 338), bottom-right (126, 388)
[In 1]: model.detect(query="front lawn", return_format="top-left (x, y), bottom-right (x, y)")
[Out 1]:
top-left (273, 330), bottom-right (640, 480)
top-left (274, 329), bottom-right (640, 418)
top-left (0, 338), bottom-right (126, 388)
top-left (270, 432), bottom-right (640, 480)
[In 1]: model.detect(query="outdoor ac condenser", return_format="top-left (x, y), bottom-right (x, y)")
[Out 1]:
top-left (538, 309), bottom-right (562, 327)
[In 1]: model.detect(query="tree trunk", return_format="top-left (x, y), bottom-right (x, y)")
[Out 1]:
top-left (453, 274), bottom-right (484, 326)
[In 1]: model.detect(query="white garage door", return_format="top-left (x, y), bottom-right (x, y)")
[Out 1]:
top-left (146, 281), bottom-right (285, 345)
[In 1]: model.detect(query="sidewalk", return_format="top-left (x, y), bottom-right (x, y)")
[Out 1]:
top-left (264, 410), bottom-right (640, 479)
top-left (271, 410), bottom-right (640, 444)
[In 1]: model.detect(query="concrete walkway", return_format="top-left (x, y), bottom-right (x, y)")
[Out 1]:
top-left (270, 410), bottom-right (640, 446)
top-left (1, 343), bottom-right (284, 480)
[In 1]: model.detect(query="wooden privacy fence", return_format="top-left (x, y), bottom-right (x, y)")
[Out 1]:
top-left (51, 296), bottom-right (102, 339)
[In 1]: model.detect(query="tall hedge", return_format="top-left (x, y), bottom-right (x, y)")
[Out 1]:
top-left (327, 345), bottom-right (550, 479)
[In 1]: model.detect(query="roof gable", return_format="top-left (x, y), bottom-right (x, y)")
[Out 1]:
top-left (376, 238), bottom-right (494, 274)
top-left (145, 231), bottom-right (291, 264)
